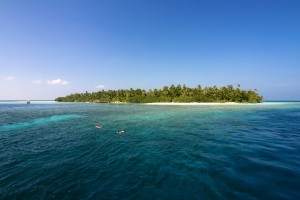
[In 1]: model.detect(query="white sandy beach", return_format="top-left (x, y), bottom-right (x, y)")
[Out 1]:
top-left (144, 102), bottom-right (244, 105)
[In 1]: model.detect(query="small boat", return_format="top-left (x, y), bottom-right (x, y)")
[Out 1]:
top-left (26, 100), bottom-right (30, 104)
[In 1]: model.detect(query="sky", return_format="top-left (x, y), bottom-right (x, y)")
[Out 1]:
top-left (1, 0), bottom-right (299, 100)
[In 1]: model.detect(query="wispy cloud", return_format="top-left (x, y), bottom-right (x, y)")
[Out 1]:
top-left (32, 79), bottom-right (42, 84)
top-left (4, 76), bottom-right (15, 81)
top-left (47, 79), bottom-right (69, 85)
top-left (96, 84), bottom-right (105, 89)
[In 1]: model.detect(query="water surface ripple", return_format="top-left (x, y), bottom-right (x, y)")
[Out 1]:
top-left (0, 102), bottom-right (300, 199)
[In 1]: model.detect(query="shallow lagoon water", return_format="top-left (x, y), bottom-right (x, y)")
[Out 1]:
top-left (0, 102), bottom-right (300, 199)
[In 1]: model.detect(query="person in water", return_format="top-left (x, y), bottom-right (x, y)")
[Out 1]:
top-left (116, 130), bottom-right (126, 134)
top-left (95, 125), bottom-right (102, 129)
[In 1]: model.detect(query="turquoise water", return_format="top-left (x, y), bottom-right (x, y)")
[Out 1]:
top-left (0, 102), bottom-right (300, 199)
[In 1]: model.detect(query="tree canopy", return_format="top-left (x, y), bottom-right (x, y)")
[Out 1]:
top-left (55, 84), bottom-right (263, 103)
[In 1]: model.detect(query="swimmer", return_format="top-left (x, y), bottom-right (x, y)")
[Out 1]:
top-left (95, 125), bottom-right (102, 129)
top-left (116, 130), bottom-right (126, 134)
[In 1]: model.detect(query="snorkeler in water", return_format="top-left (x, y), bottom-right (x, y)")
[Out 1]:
top-left (95, 125), bottom-right (102, 129)
top-left (116, 130), bottom-right (126, 134)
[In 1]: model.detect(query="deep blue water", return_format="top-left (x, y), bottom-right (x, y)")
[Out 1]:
top-left (0, 101), bottom-right (300, 199)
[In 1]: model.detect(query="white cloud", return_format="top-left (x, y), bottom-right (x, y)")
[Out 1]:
top-left (96, 84), bottom-right (105, 89)
top-left (32, 79), bottom-right (42, 84)
top-left (4, 76), bottom-right (15, 81)
top-left (47, 79), bottom-right (69, 85)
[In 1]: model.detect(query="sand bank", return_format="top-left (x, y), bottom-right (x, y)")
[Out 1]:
top-left (144, 102), bottom-right (244, 105)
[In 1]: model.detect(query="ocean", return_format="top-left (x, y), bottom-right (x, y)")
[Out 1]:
top-left (0, 101), bottom-right (300, 199)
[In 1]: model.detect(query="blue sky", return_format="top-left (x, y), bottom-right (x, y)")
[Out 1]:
top-left (1, 0), bottom-right (299, 100)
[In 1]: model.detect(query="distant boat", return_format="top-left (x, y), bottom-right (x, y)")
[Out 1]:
top-left (26, 100), bottom-right (30, 104)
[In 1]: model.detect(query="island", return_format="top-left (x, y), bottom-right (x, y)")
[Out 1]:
top-left (55, 84), bottom-right (263, 103)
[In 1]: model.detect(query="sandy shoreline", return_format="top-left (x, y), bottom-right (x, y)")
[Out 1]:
top-left (144, 102), bottom-right (249, 105)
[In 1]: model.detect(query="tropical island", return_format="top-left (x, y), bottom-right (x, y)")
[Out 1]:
top-left (55, 84), bottom-right (263, 103)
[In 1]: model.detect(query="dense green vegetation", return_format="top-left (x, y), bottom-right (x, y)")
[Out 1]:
top-left (55, 84), bottom-right (263, 103)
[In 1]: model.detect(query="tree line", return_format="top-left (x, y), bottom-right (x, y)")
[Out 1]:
top-left (55, 84), bottom-right (263, 103)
